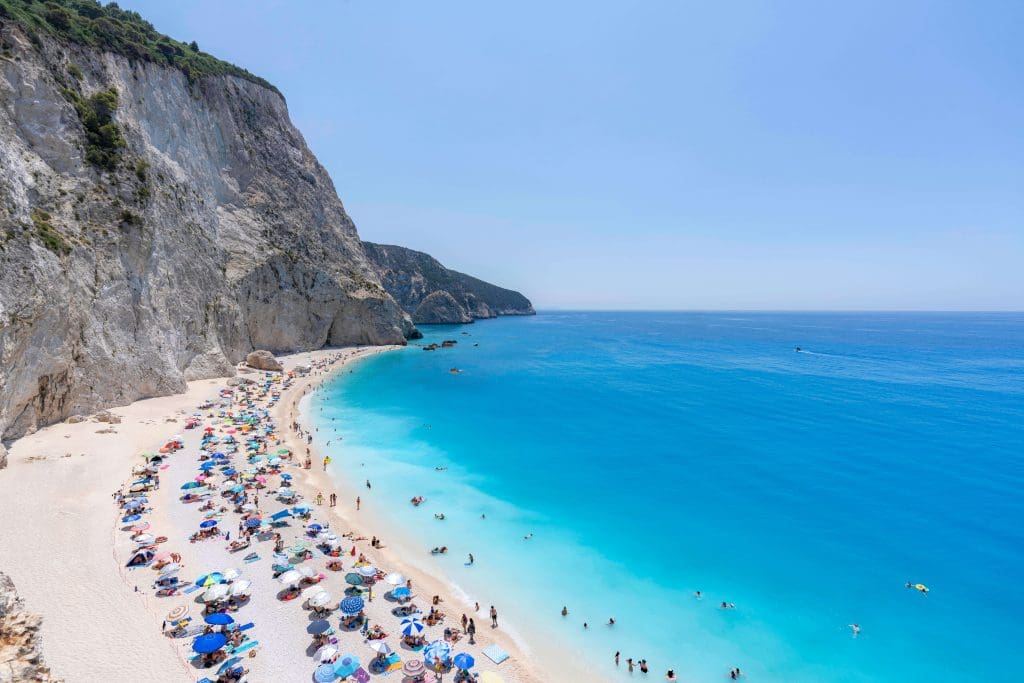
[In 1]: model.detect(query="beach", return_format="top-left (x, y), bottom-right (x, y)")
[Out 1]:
top-left (0, 346), bottom-right (570, 683)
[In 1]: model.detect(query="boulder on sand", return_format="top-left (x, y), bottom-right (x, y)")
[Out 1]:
top-left (246, 350), bottom-right (283, 372)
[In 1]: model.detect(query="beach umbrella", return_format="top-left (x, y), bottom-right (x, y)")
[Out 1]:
top-left (158, 563), bottom-right (180, 576)
top-left (223, 468), bottom-right (237, 476)
top-left (453, 653), bottom-right (475, 670)
top-left (216, 657), bottom-right (243, 675)
top-left (199, 462), bottom-right (215, 470)
top-left (307, 619), bottom-right (332, 635)
top-left (192, 632), bottom-right (227, 654)
top-left (132, 533), bottom-right (154, 545)
top-left (166, 604), bottom-right (189, 621)
top-left (383, 572), bottom-right (406, 586)
top-left (423, 640), bottom-right (452, 664)
top-left (277, 488), bottom-right (294, 497)
top-left (400, 617), bottom-right (425, 636)
top-left (121, 514), bottom-right (141, 523)
top-left (308, 523), bottom-right (323, 533)
top-left (195, 572), bottom-right (224, 587)
top-left (333, 655), bottom-right (360, 679)
top-left (244, 517), bottom-right (261, 528)
top-left (339, 596), bottom-right (364, 615)
top-left (478, 673), bottom-right (505, 683)
top-left (293, 504), bottom-right (312, 513)
top-left (343, 573), bottom-right (364, 587)
top-left (222, 568), bottom-right (241, 581)
top-left (368, 641), bottom-right (394, 656)
top-left (181, 481), bottom-right (201, 489)
top-left (297, 565), bottom-right (317, 578)
top-left (199, 519), bottom-right (218, 529)
top-left (230, 579), bottom-right (252, 597)
top-left (202, 583), bottom-right (230, 602)
top-left (130, 522), bottom-right (150, 533)
top-left (309, 591), bottom-right (333, 609)
top-left (204, 612), bottom-right (234, 626)
top-left (240, 503), bottom-right (257, 512)
top-left (280, 473), bottom-right (292, 480)
top-left (402, 660), bottom-right (426, 677)
top-left (391, 586), bottom-right (411, 599)
top-left (313, 663), bottom-right (338, 683)
top-left (277, 569), bottom-right (302, 586)
top-left (315, 644), bottom-right (339, 663)
top-left (123, 500), bottom-right (143, 509)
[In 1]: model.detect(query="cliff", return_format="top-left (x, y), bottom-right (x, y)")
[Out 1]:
top-left (0, 2), bottom-right (421, 442)
top-left (0, 572), bottom-right (60, 682)
top-left (362, 242), bottom-right (535, 324)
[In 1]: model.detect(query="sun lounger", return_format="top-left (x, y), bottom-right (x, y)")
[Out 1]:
top-left (238, 622), bottom-right (254, 632)
top-left (482, 644), bottom-right (509, 664)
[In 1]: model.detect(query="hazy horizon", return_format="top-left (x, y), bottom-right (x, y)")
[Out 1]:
top-left (121, 1), bottom-right (1024, 311)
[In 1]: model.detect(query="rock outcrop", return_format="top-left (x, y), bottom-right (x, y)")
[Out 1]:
top-left (362, 242), bottom-right (534, 324)
top-left (245, 350), bottom-right (282, 372)
top-left (0, 15), bottom-right (420, 442)
top-left (0, 572), bottom-right (60, 682)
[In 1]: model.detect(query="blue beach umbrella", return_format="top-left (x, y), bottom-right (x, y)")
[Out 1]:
top-left (199, 519), bottom-right (218, 529)
top-left (423, 640), bottom-right (452, 665)
top-left (293, 504), bottom-right (312, 513)
top-left (204, 612), bottom-right (234, 626)
top-left (391, 586), bottom-right (411, 599)
top-left (211, 452), bottom-right (227, 459)
top-left (223, 469), bottom-right (237, 476)
top-left (181, 481), bottom-right (201, 489)
top-left (314, 663), bottom-right (338, 683)
top-left (244, 518), bottom-right (261, 528)
top-left (229, 485), bottom-right (245, 493)
top-left (453, 653), bottom-right (475, 670)
top-left (192, 632), bottom-right (227, 653)
top-left (307, 619), bottom-right (332, 635)
top-left (280, 473), bottom-right (292, 480)
top-left (199, 462), bottom-right (215, 470)
top-left (400, 617), bottom-right (424, 636)
top-left (308, 524), bottom-right (323, 533)
top-left (122, 514), bottom-right (141, 523)
top-left (339, 596), bottom-right (364, 615)
top-left (333, 655), bottom-right (359, 678)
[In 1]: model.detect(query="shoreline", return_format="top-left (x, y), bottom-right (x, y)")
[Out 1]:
top-left (0, 345), bottom-right (575, 682)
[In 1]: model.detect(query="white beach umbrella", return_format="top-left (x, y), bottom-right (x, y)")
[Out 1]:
top-left (230, 580), bottom-right (252, 597)
top-left (384, 573), bottom-right (406, 586)
top-left (315, 644), bottom-right (338, 663)
top-left (203, 583), bottom-right (230, 602)
top-left (368, 641), bottom-right (394, 656)
top-left (277, 569), bottom-right (302, 586)
top-left (240, 503), bottom-right (257, 512)
top-left (356, 565), bottom-right (377, 578)
top-left (303, 585), bottom-right (328, 598)
top-left (309, 591), bottom-right (332, 608)
top-left (297, 565), bottom-right (316, 578)
top-left (221, 568), bottom-right (241, 581)
top-left (158, 563), bottom-right (181, 576)
top-left (132, 533), bottom-right (154, 545)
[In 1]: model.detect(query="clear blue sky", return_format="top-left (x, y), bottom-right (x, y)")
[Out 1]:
top-left (122, 0), bottom-right (1022, 310)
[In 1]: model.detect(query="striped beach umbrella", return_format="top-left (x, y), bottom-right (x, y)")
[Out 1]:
top-left (166, 604), bottom-right (189, 621)
top-left (402, 660), bottom-right (426, 677)
top-left (400, 617), bottom-right (425, 636)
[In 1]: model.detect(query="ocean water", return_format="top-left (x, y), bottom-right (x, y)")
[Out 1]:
top-left (311, 312), bottom-right (1024, 682)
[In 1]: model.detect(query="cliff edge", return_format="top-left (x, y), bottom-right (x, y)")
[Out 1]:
top-left (362, 242), bottom-right (535, 325)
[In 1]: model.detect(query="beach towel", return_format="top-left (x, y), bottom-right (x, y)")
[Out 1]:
top-left (384, 653), bottom-right (402, 673)
top-left (482, 644), bottom-right (509, 664)
top-left (238, 622), bottom-right (255, 632)
top-left (183, 585), bottom-right (202, 594)
top-left (229, 640), bottom-right (259, 655)
top-left (244, 554), bottom-right (261, 564)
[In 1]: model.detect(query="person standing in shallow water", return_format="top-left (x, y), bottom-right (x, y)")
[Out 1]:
top-left (490, 605), bottom-right (498, 627)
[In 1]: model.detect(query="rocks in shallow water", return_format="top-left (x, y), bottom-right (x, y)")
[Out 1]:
top-left (246, 350), bottom-right (283, 372)
top-left (0, 572), bottom-right (60, 682)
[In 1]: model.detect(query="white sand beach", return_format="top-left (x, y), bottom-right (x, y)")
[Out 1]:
top-left (0, 346), bottom-right (587, 683)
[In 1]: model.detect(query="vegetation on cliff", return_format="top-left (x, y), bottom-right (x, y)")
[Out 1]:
top-left (0, 0), bottom-right (278, 93)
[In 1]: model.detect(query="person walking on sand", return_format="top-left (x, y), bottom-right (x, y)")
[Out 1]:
top-left (490, 605), bottom-right (498, 628)
top-left (330, 493), bottom-right (336, 507)
top-left (467, 618), bottom-right (476, 644)
top-left (356, 496), bottom-right (361, 511)
top-left (323, 455), bottom-right (331, 471)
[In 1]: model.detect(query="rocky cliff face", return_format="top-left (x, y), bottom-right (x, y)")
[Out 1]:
top-left (362, 242), bottom-right (535, 325)
top-left (0, 572), bottom-right (60, 682)
top-left (0, 21), bottom-right (419, 442)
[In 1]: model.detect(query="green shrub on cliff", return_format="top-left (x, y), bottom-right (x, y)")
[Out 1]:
top-left (62, 85), bottom-right (125, 169)
top-left (0, 0), bottom-right (279, 94)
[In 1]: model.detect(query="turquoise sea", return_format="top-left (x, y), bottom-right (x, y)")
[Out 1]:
top-left (312, 312), bottom-right (1024, 682)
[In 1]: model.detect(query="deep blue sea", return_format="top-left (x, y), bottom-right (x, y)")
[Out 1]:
top-left (312, 312), bottom-right (1024, 682)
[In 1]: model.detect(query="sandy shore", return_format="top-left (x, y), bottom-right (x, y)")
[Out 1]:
top-left (0, 346), bottom-right (567, 682)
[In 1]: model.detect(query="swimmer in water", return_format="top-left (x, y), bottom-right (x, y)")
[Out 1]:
top-left (561, 606), bottom-right (568, 617)
top-left (524, 533), bottom-right (533, 540)
top-left (849, 623), bottom-right (860, 636)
